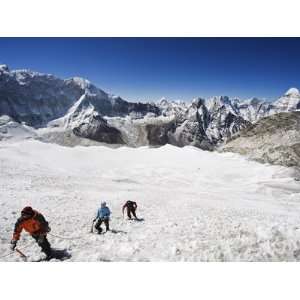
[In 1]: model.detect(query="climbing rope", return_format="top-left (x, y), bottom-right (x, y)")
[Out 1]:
top-left (0, 230), bottom-right (86, 259)
top-left (47, 220), bottom-right (94, 240)
top-left (0, 243), bottom-right (33, 260)
top-left (1, 217), bottom-right (133, 260)
top-left (48, 232), bottom-right (83, 240)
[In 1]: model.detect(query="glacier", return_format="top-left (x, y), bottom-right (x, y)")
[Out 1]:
top-left (1, 140), bottom-right (300, 261)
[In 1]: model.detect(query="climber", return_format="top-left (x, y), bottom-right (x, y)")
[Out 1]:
top-left (10, 206), bottom-right (53, 260)
top-left (94, 201), bottom-right (111, 234)
top-left (122, 200), bottom-right (138, 220)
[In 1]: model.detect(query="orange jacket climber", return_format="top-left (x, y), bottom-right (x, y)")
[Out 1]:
top-left (12, 207), bottom-right (50, 241)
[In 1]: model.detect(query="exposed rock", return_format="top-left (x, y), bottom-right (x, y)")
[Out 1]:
top-left (72, 114), bottom-right (124, 144)
top-left (36, 129), bottom-right (119, 147)
top-left (168, 119), bottom-right (214, 150)
top-left (146, 120), bottom-right (176, 146)
top-left (221, 112), bottom-right (300, 168)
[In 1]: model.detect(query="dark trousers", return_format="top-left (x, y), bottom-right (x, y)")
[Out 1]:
top-left (32, 234), bottom-right (52, 256)
top-left (95, 218), bottom-right (109, 233)
top-left (127, 208), bottom-right (137, 219)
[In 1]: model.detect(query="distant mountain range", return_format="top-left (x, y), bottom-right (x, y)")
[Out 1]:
top-left (1, 64), bottom-right (300, 157)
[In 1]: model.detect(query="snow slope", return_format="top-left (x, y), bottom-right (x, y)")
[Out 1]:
top-left (0, 115), bottom-right (37, 141)
top-left (1, 140), bottom-right (300, 261)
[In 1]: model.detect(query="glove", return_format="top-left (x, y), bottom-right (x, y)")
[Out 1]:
top-left (10, 240), bottom-right (17, 251)
top-left (37, 235), bottom-right (46, 244)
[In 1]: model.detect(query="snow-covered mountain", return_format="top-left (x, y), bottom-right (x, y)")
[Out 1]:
top-left (273, 87), bottom-right (300, 112)
top-left (0, 64), bottom-right (159, 144)
top-left (0, 64), bottom-right (300, 149)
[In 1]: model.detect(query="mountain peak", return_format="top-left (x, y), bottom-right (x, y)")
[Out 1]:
top-left (159, 97), bottom-right (168, 105)
top-left (0, 64), bottom-right (9, 72)
top-left (285, 87), bottom-right (300, 97)
top-left (192, 97), bottom-right (205, 107)
top-left (69, 77), bottom-right (91, 90)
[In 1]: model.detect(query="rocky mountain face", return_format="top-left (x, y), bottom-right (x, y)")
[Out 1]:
top-left (0, 64), bottom-right (159, 144)
top-left (155, 97), bottom-right (251, 150)
top-left (221, 111), bottom-right (300, 168)
top-left (1, 64), bottom-right (300, 152)
top-left (0, 64), bottom-right (159, 128)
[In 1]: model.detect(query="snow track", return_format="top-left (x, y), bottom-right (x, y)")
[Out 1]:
top-left (1, 141), bottom-right (300, 261)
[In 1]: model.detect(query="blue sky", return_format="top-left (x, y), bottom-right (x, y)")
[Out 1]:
top-left (0, 38), bottom-right (300, 102)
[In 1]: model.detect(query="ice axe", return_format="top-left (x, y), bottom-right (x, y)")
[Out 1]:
top-left (90, 219), bottom-right (95, 233)
top-left (15, 248), bottom-right (27, 261)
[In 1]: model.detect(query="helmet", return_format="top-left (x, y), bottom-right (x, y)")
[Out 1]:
top-left (21, 206), bottom-right (34, 217)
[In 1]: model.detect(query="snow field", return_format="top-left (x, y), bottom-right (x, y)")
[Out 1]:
top-left (1, 141), bottom-right (300, 261)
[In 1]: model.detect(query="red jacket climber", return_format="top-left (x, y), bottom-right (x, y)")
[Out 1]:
top-left (122, 200), bottom-right (138, 220)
